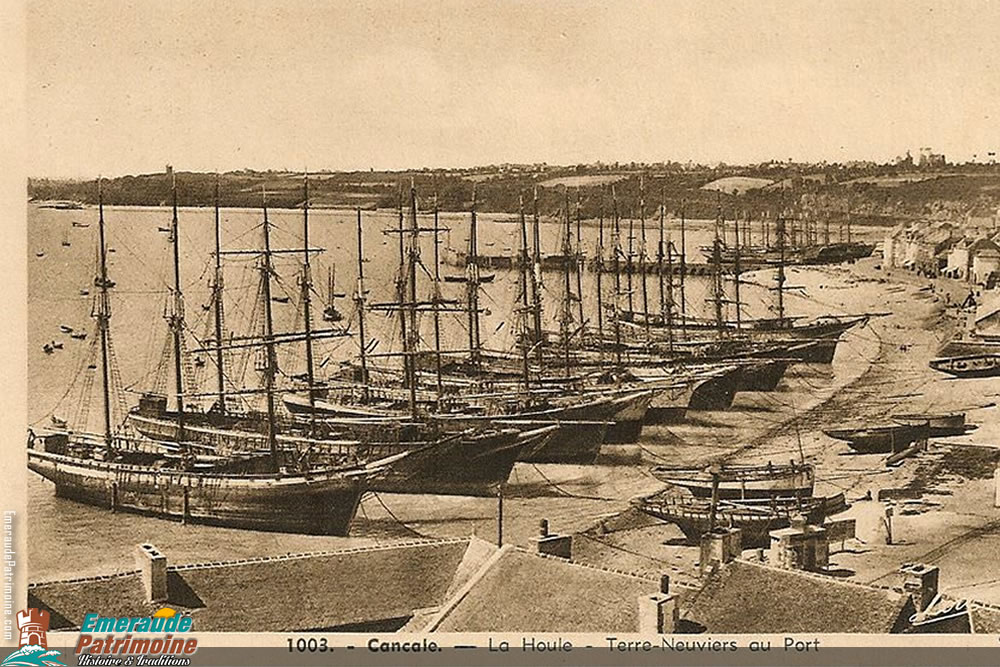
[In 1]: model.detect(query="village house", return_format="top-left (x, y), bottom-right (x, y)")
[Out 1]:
top-left (26, 525), bottom-right (1000, 635)
top-left (882, 224), bottom-right (907, 268)
top-left (970, 237), bottom-right (1000, 287)
top-left (944, 237), bottom-right (975, 280)
top-left (913, 223), bottom-right (958, 276)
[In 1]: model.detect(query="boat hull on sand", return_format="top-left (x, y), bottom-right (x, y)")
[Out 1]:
top-left (824, 423), bottom-right (930, 454)
top-left (128, 409), bottom-right (538, 496)
top-left (636, 493), bottom-right (847, 548)
top-left (27, 441), bottom-right (369, 536)
top-left (651, 463), bottom-right (815, 500)
top-left (929, 354), bottom-right (1000, 379)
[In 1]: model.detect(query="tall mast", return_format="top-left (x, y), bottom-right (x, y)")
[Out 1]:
top-left (733, 211), bottom-right (742, 330)
top-left (595, 189), bottom-right (605, 353)
top-left (354, 208), bottom-right (370, 401)
top-left (432, 194), bottom-right (444, 401)
top-left (656, 187), bottom-right (666, 326)
top-left (776, 213), bottom-right (787, 322)
top-left (574, 193), bottom-right (585, 333)
top-left (659, 189), bottom-right (674, 352)
top-left (665, 211), bottom-right (675, 354)
top-left (169, 174), bottom-right (186, 441)
top-left (300, 174), bottom-right (317, 435)
top-left (712, 200), bottom-right (726, 338)
top-left (611, 185), bottom-right (623, 365)
top-left (679, 201), bottom-right (687, 340)
top-left (406, 181), bottom-right (420, 417)
top-left (466, 185), bottom-right (482, 375)
top-left (260, 188), bottom-right (279, 467)
top-left (394, 188), bottom-right (412, 400)
top-left (560, 191), bottom-right (573, 378)
top-left (211, 174), bottom-right (226, 412)
top-left (638, 177), bottom-right (650, 340)
top-left (530, 187), bottom-right (544, 365)
top-left (626, 200), bottom-right (635, 314)
top-left (96, 179), bottom-right (113, 452)
top-left (518, 193), bottom-right (532, 390)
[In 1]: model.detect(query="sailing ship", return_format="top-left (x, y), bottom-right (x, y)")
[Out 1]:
top-left (124, 176), bottom-right (550, 493)
top-left (28, 178), bottom-right (391, 536)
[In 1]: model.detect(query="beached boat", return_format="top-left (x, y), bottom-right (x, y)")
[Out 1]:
top-left (127, 397), bottom-right (550, 497)
top-left (929, 354), bottom-right (1000, 379)
top-left (891, 411), bottom-right (973, 437)
top-left (651, 462), bottom-right (815, 500)
top-left (823, 422), bottom-right (930, 454)
top-left (27, 181), bottom-right (382, 536)
top-left (635, 492), bottom-right (848, 548)
top-left (27, 429), bottom-right (378, 536)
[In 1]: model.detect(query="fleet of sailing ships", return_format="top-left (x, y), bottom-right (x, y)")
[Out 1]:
top-left (29, 174), bottom-right (956, 540)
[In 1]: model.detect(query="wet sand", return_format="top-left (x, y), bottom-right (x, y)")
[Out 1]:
top-left (27, 215), bottom-right (1000, 604)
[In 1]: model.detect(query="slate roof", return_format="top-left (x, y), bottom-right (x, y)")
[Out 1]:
top-left (969, 603), bottom-right (1000, 633)
top-left (679, 560), bottom-right (915, 634)
top-left (30, 538), bottom-right (472, 632)
top-left (430, 547), bottom-right (659, 633)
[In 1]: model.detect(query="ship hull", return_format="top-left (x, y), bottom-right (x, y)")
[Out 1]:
top-left (28, 449), bottom-right (366, 536)
top-left (824, 424), bottom-right (929, 454)
top-left (929, 354), bottom-right (1000, 378)
top-left (370, 428), bottom-right (540, 495)
top-left (730, 360), bottom-right (790, 392)
top-left (128, 410), bottom-right (536, 496)
top-left (287, 389), bottom-right (649, 450)
top-left (637, 493), bottom-right (846, 548)
top-left (687, 368), bottom-right (740, 410)
top-left (652, 464), bottom-right (815, 500)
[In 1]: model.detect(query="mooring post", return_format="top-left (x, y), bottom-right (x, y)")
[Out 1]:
top-left (497, 483), bottom-right (504, 547)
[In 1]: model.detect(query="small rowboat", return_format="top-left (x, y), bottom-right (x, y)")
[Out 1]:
top-left (824, 422), bottom-right (929, 454)
top-left (59, 325), bottom-right (74, 334)
top-left (891, 411), bottom-right (974, 437)
top-left (929, 354), bottom-right (1000, 379)
top-left (444, 272), bottom-right (496, 284)
top-left (651, 462), bottom-right (815, 500)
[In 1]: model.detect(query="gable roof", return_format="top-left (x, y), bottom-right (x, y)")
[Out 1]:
top-left (429, 547), bottom-right (658, 633)
top-left (680, 560), bottom-right (914, 634)
top-left (30, 538), bottom-right (472, 632)
top-left (970, 237), bottom-right (1000, 254)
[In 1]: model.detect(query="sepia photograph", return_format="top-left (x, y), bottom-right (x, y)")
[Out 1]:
top-left (5, 0), bottom-right (1000, 663)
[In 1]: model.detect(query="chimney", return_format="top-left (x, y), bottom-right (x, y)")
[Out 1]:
top-left (699, 527), bottom-right (742, 575)
top-left (135, 543), bottom-right (168, 603)
top-left (900, 563), bottom-right (939, 612)
top-left (534, 519), bottom-right (571, 559)
top-left (769, 520), bottom-right (829, 572)
top-left (637, 574), bottom-right (679, 634)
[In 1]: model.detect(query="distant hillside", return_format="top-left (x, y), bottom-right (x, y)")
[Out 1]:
top-left (27, 163), bottom-right (1000, 224)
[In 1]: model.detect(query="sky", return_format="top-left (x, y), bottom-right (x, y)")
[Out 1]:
top-left (25, 0), bottom-right (1000, 177)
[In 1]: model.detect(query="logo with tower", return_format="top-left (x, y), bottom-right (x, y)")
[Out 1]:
top-left (1, 609), bottom-right (63, 666)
